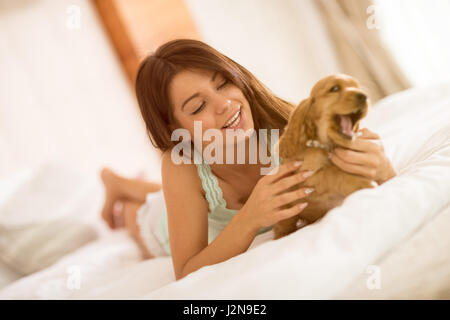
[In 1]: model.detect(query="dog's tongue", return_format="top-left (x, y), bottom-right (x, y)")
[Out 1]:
top-left (340, 115), bottom-right (353, 136)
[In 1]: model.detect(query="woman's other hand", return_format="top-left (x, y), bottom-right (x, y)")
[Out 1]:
top-left (329, 128), bottom-right (397, 184)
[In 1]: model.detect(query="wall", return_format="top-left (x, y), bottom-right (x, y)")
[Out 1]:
top-left (0, 0), bottom-right (162, 182)
top-left (374, 0), bottom-right (450, 87)
top-left (184, 0), bottom-right (342, 103)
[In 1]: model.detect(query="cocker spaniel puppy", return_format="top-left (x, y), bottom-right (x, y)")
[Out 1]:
top-left (273, 74), bottom-right (377, 239)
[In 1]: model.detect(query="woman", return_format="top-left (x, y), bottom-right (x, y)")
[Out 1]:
top-left (100, 39), bottom-right (396, 280)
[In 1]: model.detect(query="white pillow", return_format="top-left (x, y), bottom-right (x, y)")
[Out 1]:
top-left (0, 163), bottom-right (98, 275)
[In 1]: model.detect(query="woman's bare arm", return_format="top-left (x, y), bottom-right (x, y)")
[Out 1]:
top-left (180, 210), bottom-right (259, 279)
top-left (161, 151), bottom-right (259, 280)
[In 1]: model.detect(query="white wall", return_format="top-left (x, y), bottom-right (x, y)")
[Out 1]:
top-left (4, 0), bottom-right (443, 184)
top-left (186, 0), bottom-right (450, 93)
top-left (184, 0), bottom-right (342, 104)
top-left (375, 0), bottom-right (450, 87)
top-left (0, 0), bottom-right (162, 182)
top-left (0, 0), bottom-right (346, 183)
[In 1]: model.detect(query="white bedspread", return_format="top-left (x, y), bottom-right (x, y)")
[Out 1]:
top-left (0, 83), bottom-right (449, 299)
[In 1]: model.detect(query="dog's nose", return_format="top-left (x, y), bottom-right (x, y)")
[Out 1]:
top-left (356, 93), bottom-right (367, 104)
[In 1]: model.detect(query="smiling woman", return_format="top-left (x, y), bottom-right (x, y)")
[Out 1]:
top-left (127, 38), bottom-right (399, 281)
top-left (135, 39), bottom-right (294, 153)
top-left (130, 39), bottom-right (320, 279)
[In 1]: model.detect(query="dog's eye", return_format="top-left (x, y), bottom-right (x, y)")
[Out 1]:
top-left (330, 85), bottom-right (340, 92)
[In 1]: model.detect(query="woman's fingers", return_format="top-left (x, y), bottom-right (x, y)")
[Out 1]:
top-left (359, 127), bottom-right (380, 139)
top-left (337, 136), bottom-right (378, 153)
top-left (276, 202), bottom-right (309, 220)
top-left (333, 128), bottom-right (382, 154)
top-left (331, 148), bottom-right (379, 168)
top-left (264, 160), bottom-right (303, 184)
top-left (329, 154), bottom-right (377, 180)
top-left (271, 187), bottom-right (314, 210)
top-left (272, 169), bottom-right (315, 195)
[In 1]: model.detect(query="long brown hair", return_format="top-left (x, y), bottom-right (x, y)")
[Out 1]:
top-left (135, 39), bottom-right (295, 152)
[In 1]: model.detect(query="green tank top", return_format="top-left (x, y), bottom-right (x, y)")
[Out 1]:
top-left (159, 133), bottom-right (282, 256)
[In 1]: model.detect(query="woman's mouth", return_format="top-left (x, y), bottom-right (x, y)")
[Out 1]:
top-left (222, 106), bottom-right (243, 130)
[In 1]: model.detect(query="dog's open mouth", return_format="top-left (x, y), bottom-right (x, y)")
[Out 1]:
top-left (334, 110), bottom-right (363, 139)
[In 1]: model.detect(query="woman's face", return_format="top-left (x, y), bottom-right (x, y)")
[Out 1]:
top-left (169, 68), bottom-right (254, 150)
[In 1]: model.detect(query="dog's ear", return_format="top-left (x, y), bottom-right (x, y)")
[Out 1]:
top-left (278, 97), bottom-right (317, 159)
top-left (301, 98), bottom-right (317, 141)
top-left (290, 97), bottom-right (317, 141)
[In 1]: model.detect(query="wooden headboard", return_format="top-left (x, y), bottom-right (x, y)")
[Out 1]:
top-left (92, 0), bottom-right (201, 85)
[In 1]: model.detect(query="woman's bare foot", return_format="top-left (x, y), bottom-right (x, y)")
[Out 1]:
top-left (100, 167), bottom-right (162, 230)
top-left (100, 168), bottom-right (125, 229)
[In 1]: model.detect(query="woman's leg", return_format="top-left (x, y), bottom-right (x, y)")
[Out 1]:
top-left (122, 200), bottom-right (154, 259)
top-left (101, 168), bottom-right (161, 203)
top-left (100, 168), bottom-right (161, 229)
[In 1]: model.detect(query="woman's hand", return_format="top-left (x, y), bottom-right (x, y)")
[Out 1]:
top-left (329, 128), bottom-right (397, 185)
top-left (240, 161), bottom-right (316, 230)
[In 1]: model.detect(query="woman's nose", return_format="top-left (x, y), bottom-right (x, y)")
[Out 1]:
top-left (217, 99), bottom-right (232, 114)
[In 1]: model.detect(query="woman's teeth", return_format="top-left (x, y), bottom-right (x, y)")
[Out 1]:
top-left (223, 109), bottom-right (241, 128)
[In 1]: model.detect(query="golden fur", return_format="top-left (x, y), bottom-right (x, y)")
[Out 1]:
top-left (273, 74), bottom-right (377, 239)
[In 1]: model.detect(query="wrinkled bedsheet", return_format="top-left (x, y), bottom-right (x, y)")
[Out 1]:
top-left (1, 83), bottom-right (449, 299)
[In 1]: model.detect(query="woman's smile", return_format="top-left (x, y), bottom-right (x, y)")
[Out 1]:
top-left (221, 105), bottom-right (245, 131)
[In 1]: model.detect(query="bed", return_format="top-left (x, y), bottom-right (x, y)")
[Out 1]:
top-left (0, 82), bottom-right (449, 299)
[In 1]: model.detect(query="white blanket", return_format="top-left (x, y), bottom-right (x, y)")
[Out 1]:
top-left (1, 83), bottom-right (449, 299)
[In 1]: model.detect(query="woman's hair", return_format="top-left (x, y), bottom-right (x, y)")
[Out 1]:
top-left (135, 38), bottom-right (295, 152)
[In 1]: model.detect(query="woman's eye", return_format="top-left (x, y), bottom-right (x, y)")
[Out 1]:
top-left (218, 80), bottom-right (228, 90)
top-left (191, 81), bottom-right (228, 115)
top-left (330, 85), bottom-right (340, 92)
top-left (192, 102), bottom-right (205, 115)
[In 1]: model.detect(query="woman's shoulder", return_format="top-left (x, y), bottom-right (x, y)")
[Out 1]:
top-left (161, 149), bottom-right (204, 195)
top-left (161, 148), bottom-right (198, 175)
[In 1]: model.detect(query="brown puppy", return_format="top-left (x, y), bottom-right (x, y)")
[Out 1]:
top-left (273, 74), bottom-right (377, 239)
